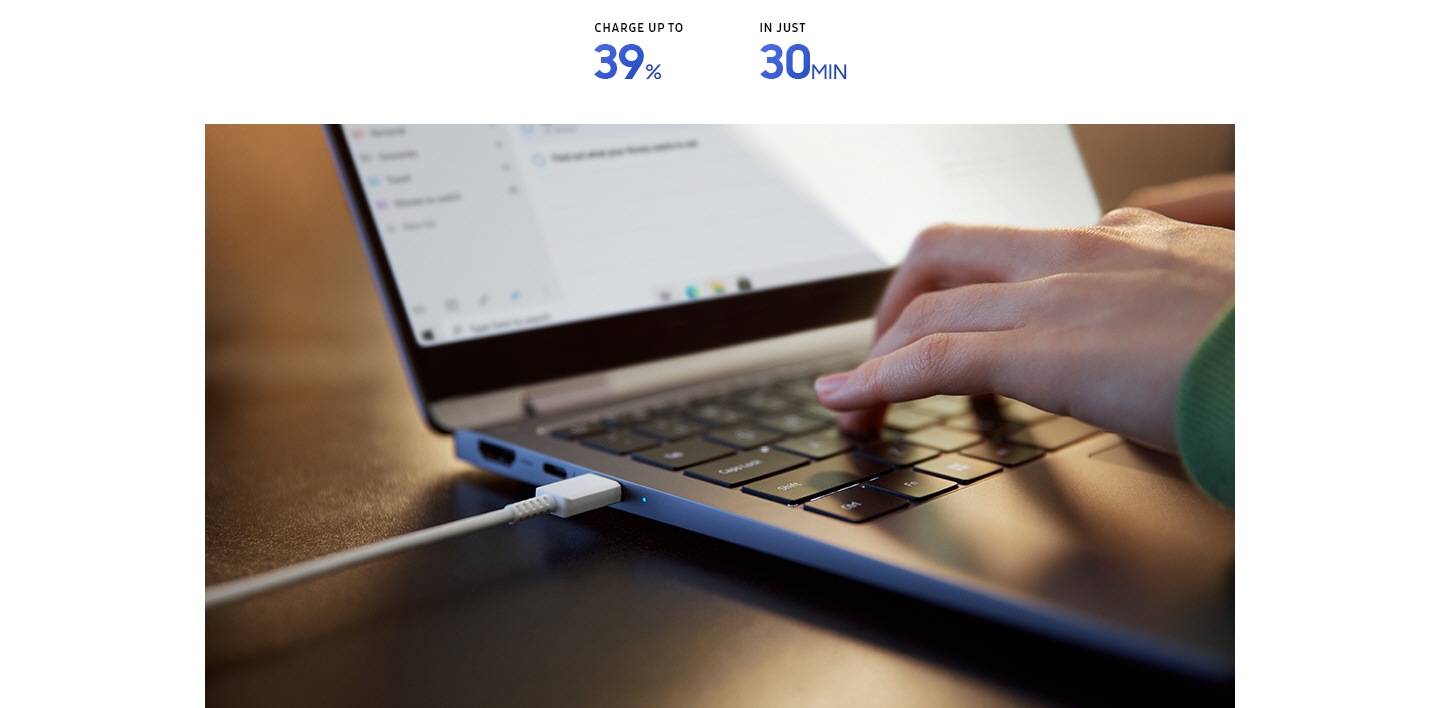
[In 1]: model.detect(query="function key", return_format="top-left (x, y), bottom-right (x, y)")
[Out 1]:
top-left (632, 439), bottom-right (734, 470)
top-left (685, 448), bottom-right (808, 488)
top-left (804, 486), bottom-right (908, 523)
top-left (865, 469), bottom-right (958, 500)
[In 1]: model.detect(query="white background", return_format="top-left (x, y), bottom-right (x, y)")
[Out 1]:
top-left (3, 0), bottom-right (1435, 704)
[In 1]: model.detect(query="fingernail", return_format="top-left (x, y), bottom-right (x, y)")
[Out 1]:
top-left (815, 372), bottom-right (851, 398)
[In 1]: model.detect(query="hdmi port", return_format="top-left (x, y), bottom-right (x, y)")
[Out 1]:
top-left (479, 442), bottom-right (516, 466)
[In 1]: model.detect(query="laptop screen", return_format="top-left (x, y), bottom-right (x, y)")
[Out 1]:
top-left (339, 125), bottom-right (1098, 350)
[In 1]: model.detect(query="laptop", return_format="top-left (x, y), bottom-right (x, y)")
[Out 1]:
top-left (326, 124), bottom-right (1234, 678)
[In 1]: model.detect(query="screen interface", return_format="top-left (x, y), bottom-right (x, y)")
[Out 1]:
top-left (341, 125), bottom-right (1098, 347)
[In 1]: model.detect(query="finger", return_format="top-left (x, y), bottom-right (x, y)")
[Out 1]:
top-left (816, 331), bottom-right (1012, 412)
top-left (873, 224), bottom-right (1081, 342)
top-left (814, 371), bottom-right (891, 435)
top-left (835, 407), bottom-right (887, 436)
top-left (868, 281), bottom-right (1031, 361)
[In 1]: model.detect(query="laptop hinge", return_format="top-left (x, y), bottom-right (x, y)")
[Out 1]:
top-left (436, 320), bottom-right (873, 429)
top-left (521, 375), bottom-right (615, 418)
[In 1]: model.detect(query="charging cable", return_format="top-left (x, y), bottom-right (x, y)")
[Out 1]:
top-left (205, 474), bottom-right (622, 609)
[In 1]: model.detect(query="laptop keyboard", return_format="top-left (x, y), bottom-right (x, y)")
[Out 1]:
top-left (552, 376), bottom-right (1100, 523)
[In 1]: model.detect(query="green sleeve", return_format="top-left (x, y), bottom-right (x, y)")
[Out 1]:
top-left (1175, 305), bottom-right (1235, 507)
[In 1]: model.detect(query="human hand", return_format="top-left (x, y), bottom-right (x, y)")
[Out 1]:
top-left (1120, 172), bottom-right (1234, 229)
top-left (814, 208), bottom-right (1235, 452)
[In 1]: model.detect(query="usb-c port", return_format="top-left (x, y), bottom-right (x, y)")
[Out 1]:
top-left (542, 463), bottom-right (567, 478)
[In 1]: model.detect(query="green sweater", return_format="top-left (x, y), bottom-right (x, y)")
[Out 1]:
top-left (1175, 305), bottom-right (1235, 507)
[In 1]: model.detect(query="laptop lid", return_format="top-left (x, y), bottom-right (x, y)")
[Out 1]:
top-left (327, 125), bottom-right (1100, 431)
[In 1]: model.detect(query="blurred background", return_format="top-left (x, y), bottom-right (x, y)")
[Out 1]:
top-left (205, 124), bottom-right (1234, 706)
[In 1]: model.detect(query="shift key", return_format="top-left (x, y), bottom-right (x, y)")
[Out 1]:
top-left (685, 448), bottom-right (807, 488)
top-left (743, 454), bottom-right (891, 504)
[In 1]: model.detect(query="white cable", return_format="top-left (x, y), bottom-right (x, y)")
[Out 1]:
top-left (206, 474), bottom-right (622, 609)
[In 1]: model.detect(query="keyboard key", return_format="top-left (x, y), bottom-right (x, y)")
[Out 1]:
top-left (743, 454), bottom-right (890, 503)
top-left (633, 439), bottom-right (734, 470)
top-left (915, 453), bottom-right (1003, 483)
top-left (945, 413), bottom-right (1025, 437)
top-left (1003, 417), bottom-right (1099, 451)
top-left (804, 486), bottom-right (908, 523)
top-left (942, 413), bottom-right (976, 430)
top-left (631, 417), bottom-right (707, 442)
top-left (890, 399), bottom-right (937, 413)
top-left (865, 470), bottom-right (958, 500)
top-left (854, 440), bottom-right (940, 467)
top-left (755, 412), bottom-right (828, 436)
top-left (731, 390), bottom-right (795, 414)
top-left (996, 399), bottom-right (1057, 424)
top-left (907, 396), bottom-right (971, 418)
top-left (581, 429), bottom-right (659, 455)
top-left (795, 402), bottom-right (838, 422)
top-left (551, 420), bottom-right (610, 440)
top-left (882, 408), bottom-right (940, 432)
top-left (685, 448), bottom-right (808, 488)
top-left (602, 409), bottom-right (653, 426)
top-left (775, 378), bottom-right (822, 400)
top-left (684, 402), bottom-right (750, 427)
top-left (902, 425), bottom-right (982, 453)
top-left (704, 424), bottom-right (783, 450)
top-left (959, 440), bottom-right (1043, 467)
top-left (968, 394), bottom-right (1004, 419)
top-left (774, 428), bottom-right (854, 459)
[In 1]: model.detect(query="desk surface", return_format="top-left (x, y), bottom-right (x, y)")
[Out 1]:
top-left (205, 124), bottom-right (1234, 706)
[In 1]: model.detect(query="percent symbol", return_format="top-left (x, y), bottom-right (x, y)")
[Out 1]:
top-left (645, 64), bottom-right (662, 79)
